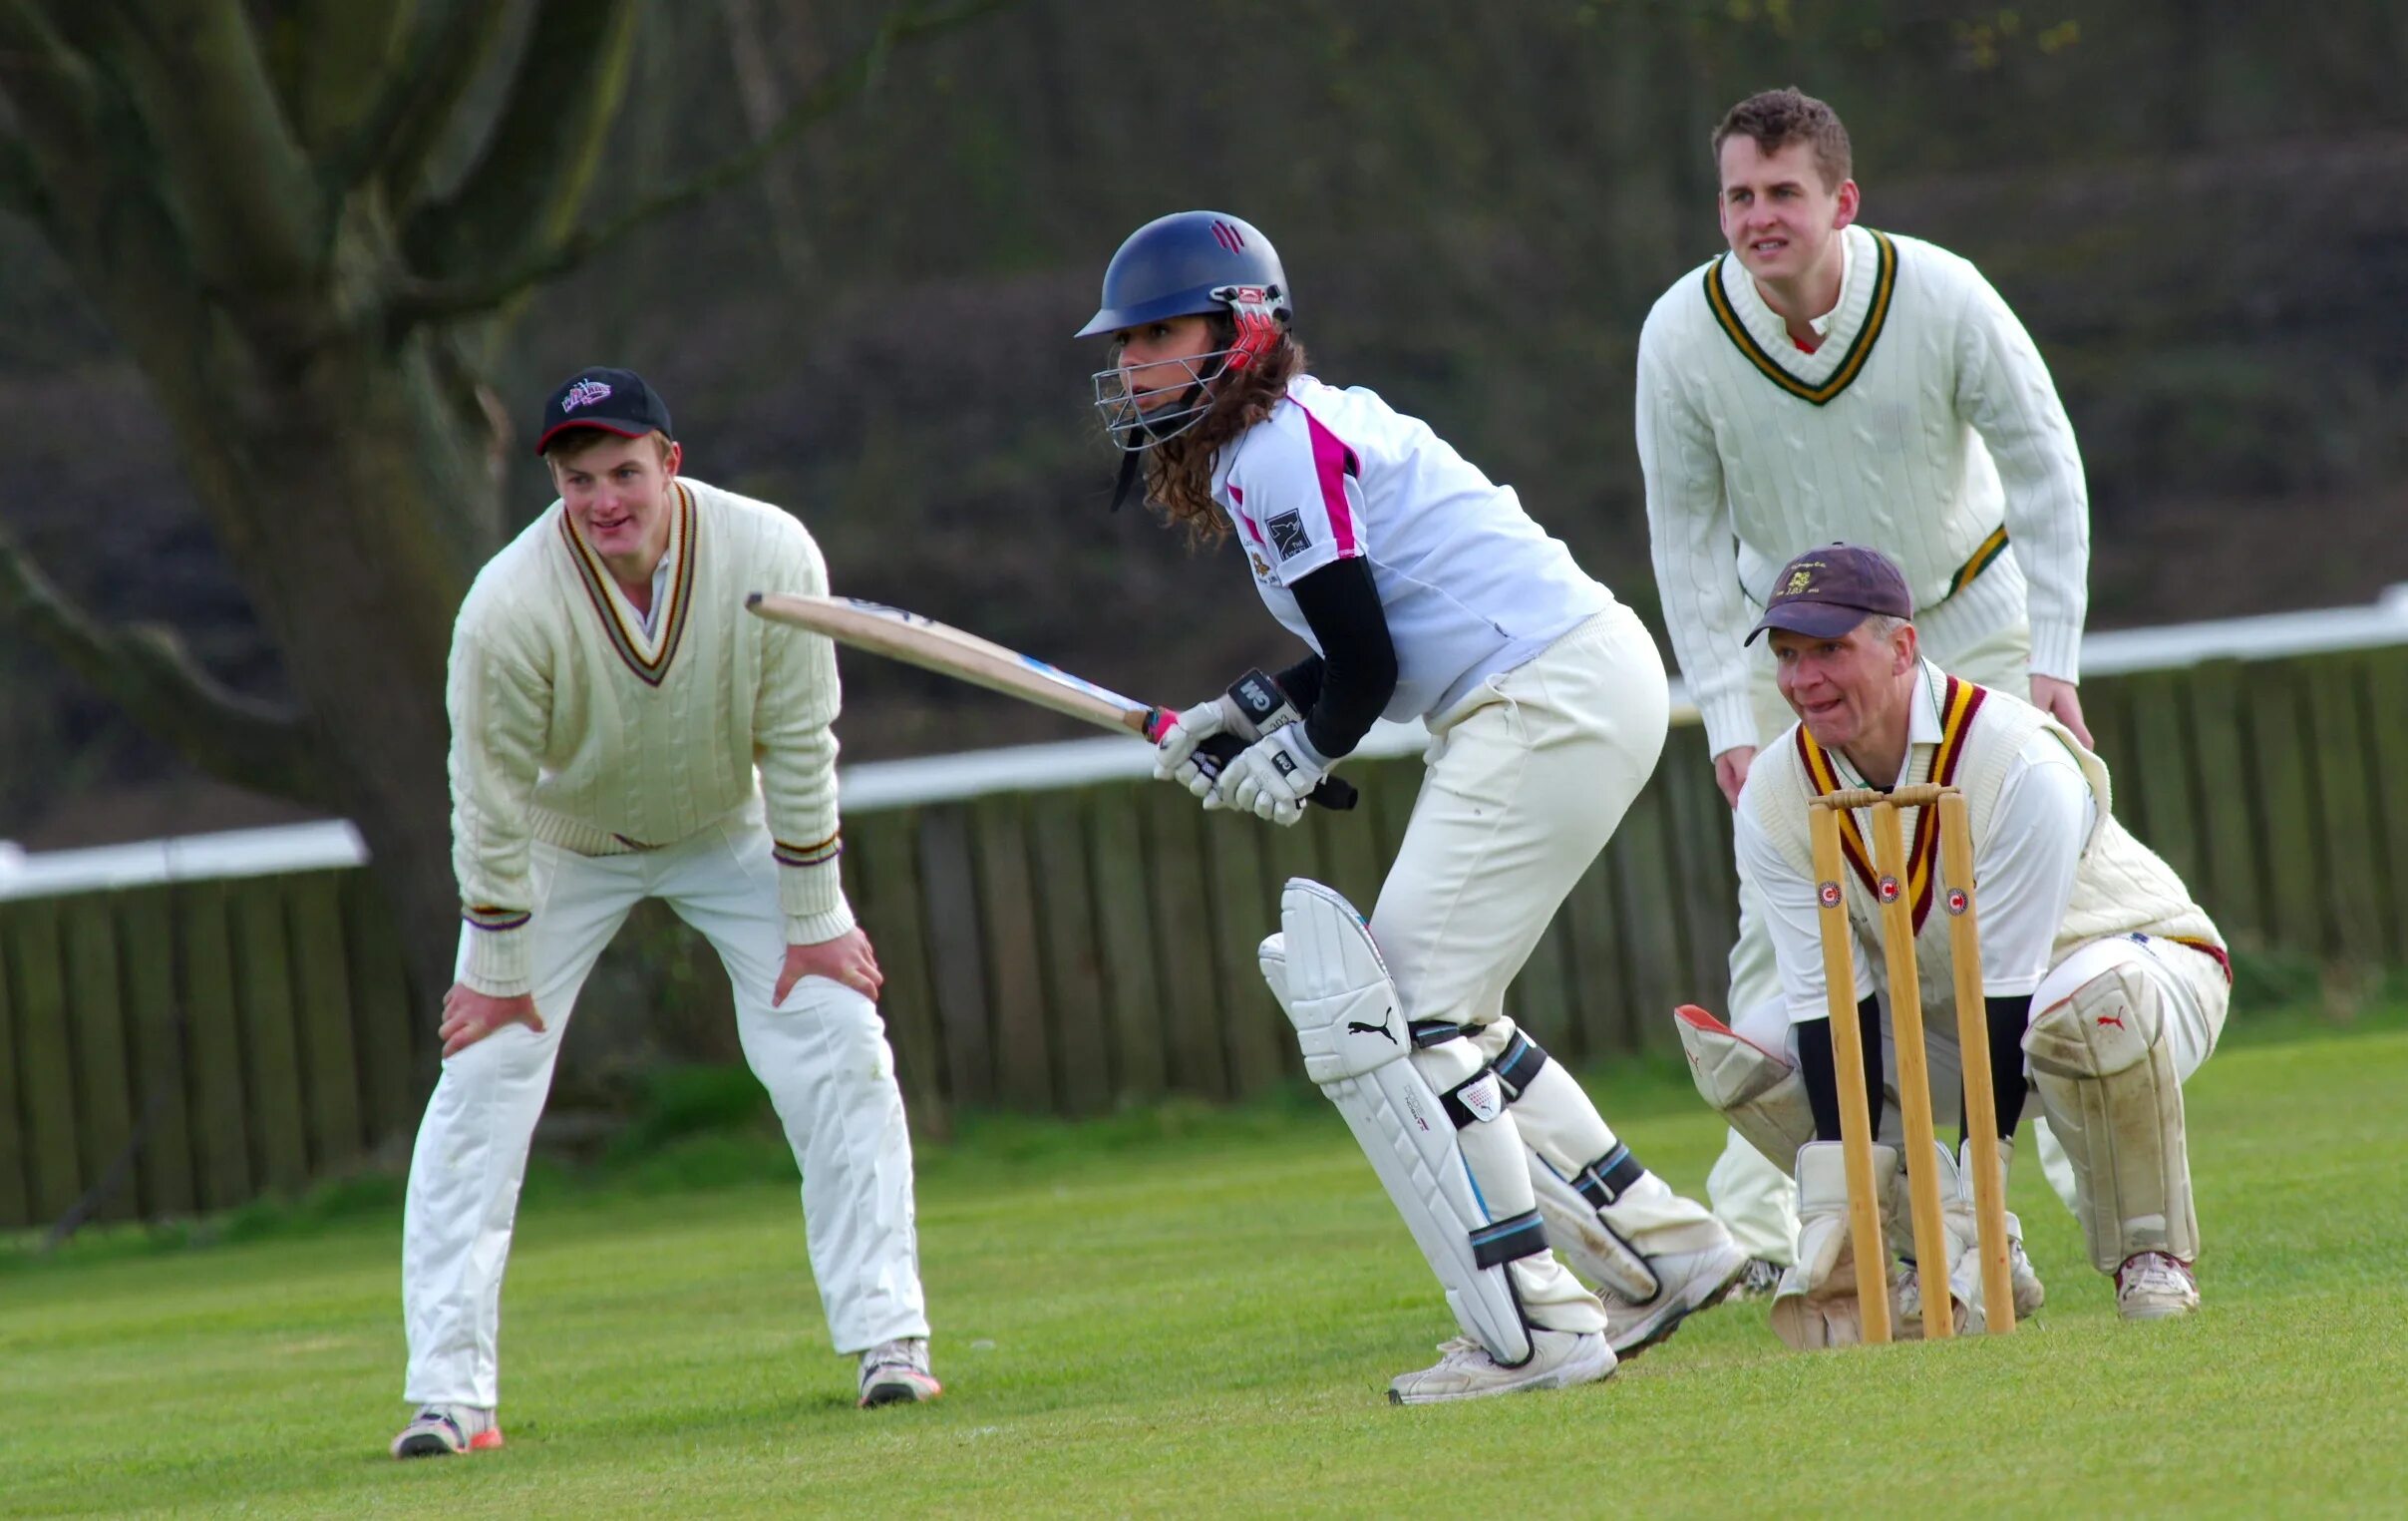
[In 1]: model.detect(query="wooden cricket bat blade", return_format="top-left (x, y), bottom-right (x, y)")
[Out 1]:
top-left (745, 592), bottom-right (1357, 812)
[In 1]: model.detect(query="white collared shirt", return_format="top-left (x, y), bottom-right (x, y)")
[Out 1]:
top-left (1735, 661), bottom-right (2097, 1024)
top-left (1800, 229), bottom-right (1853, 340)
top-left (637, 556), bottom-right (670, 637)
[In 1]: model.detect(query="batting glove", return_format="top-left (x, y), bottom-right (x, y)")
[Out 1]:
top-left (1217, 725), bottom-right (1327, 827)
top-left (1153, 668), bottom-right (1302, 799)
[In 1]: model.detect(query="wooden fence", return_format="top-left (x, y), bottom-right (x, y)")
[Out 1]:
top-left (6, 644), bottom-right (2407, 1231)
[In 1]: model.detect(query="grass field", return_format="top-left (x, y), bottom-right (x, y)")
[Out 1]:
top-left (6, 1008), bottom-right (2404, 1519)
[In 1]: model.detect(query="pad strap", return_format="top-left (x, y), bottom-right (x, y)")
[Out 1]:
top-left (1571, 1142), bottom-right (1646, 1211)
top-left (1492, 1030), bottom-right (1548, 1099)
top-left (1470, 1210), bottom-right (1549, 1270)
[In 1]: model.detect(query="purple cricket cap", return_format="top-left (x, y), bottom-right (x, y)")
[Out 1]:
top-left (1744, 544), bottom-right (1914, 645)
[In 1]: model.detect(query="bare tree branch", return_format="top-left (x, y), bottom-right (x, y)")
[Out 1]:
top-left (0, 520), bottom-right (335, 807)
top-left (720, 0), bottom-right (819, 280)
top-left (400, 0), bottom-right (640, 293)
top-left (391, 0), bottom-right (1011, 328)
top-left (327, 0), bottom-right (519, 205)
top-left (259, 0), bottom-right (412, 159)
top-left (90, 0), bottom-right (322, 294)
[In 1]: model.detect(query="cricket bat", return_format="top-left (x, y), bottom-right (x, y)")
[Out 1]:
top-left (745, 592), bottom-right (1357, 810)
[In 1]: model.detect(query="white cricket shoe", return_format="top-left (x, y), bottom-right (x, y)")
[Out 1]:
top-left (1891, 1262), bottom-right (1976, 1338)
top-left (1386, 1328), bottom-right (1614, 1406)
top-left (1727, 1256), bottom-right (1787, 1303)
top-left (2006, 1218), bottom-right (2047, 1319)
top-left (1597, 1237), bottom-right (1751, 1358)
top-left (858, 1337), bottom-right (943, 1407)
top-left (390, 1403), bottom-right (503, 1459)
top-left (2116, 1252), bottom-right (2200, 1321)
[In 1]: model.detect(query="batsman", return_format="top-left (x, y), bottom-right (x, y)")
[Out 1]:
top-left (1679, 545), bottom-right (2226, 1343)
top-left (1077, 210), bottom-right (1743, 1403)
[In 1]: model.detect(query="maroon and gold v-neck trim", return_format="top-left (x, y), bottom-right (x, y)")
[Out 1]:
top-left (1796, 673), bottom-right (1986, 934)
top-left (559, 484), bottom-right (697, 687)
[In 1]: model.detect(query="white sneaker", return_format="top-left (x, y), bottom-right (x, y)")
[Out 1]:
top-left (390, 1403), bottom-right (503, 1459)
top-left (1597, 1237), bottom-right (1751, 1358)
top-left (2116, 1252), bottom-right (2199, 1321)
top-left (858, 1336), bottom-right (943, 1407)
top-left (2006, 1223), bottom-right (2047, 1319)
top-left (1727, 1256), bottom-right (1787, 1303)
top-left (1386, 1328), bottom-right (1615, 1406)
top-left (1892, 1262), bottom-right (1976, 1338)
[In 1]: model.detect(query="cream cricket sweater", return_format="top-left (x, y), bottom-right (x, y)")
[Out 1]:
top-left (1639, 223), bottom-right (2091, 758)
top-left (447, 478), bottom-right (851, 995)
top-left (1749, 678), bottom-right (2223, 1016)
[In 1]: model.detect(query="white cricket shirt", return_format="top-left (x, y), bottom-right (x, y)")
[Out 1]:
top-left (1735, 659), bottom-right (2095, 1026)
top-left (1211, 374), bottom-right (1610, 720)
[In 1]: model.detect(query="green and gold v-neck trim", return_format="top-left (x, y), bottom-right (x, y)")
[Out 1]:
top-left (559, 483), bottom-right (697, 687)
top-left (1704, 227), bottom-right (1898, 406)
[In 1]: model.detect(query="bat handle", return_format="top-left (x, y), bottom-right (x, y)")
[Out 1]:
top-left (1173, 728), bottom-right (1359, 813)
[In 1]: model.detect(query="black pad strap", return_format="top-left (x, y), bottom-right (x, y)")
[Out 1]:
top-left (1493, 1031), bottom-right (1548, 1100)
top-left (1408, 1018), bottom-right (1463, 1049)
top-left (1440, 1064), bottom-right (1502, 1129)
top-left (1470, 1209), bottom-right (1548, 1270)
top-left (1572, 1142), bottom-right (1645, 1211)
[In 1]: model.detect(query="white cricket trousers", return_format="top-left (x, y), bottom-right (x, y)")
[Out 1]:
top-left (1710, 607), bottom-right (2081, 1261)
top-left (1369, 602), bottom-right (1723, 1331)
top-left (402, 807), bottom-right (927, 1409)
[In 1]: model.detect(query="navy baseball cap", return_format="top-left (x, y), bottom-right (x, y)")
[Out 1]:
top-left (533, 367), bottom-right (673, 456)
top-left (1745, 544), bottom-right (1914, 645)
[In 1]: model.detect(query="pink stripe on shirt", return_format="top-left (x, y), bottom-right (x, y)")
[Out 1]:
top-left (1299, 405), bottom-right (1361, 557)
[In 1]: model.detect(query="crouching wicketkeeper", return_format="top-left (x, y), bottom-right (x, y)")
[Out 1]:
top-left (1678, 545), bottom-right (2228, 1343)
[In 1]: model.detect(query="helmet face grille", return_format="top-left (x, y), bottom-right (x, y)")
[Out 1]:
top-left (1090, 346), bottom-right (1242, 452)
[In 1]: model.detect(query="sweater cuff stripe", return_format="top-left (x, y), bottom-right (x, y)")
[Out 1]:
top-left (464, 906), bottom-right (532, 932)
top-left (774, 832), bottom-right (842, 869)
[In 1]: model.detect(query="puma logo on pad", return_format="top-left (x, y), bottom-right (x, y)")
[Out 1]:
top-left (1346, 1020), bottom-right (1398, 1045)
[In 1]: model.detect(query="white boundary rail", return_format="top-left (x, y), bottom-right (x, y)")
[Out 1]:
top-left (6, 582), bottom-right (2405, 902)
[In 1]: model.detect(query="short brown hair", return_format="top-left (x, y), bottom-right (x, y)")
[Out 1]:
top-left (1712, 88), bottom-right (1852, 190)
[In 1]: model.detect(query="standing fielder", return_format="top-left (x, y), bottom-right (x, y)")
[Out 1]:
top-left (1680, 545), bottom-right (2222, 1340)
top-left (1638, 88), bottom-right (2093, 1281)
top-left (392, 369), bottom-right (936, 1459)
top-left (1081, 211), bottom-right (1744, 1404)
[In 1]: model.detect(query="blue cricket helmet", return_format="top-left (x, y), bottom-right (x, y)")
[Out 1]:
top-left (1075, 211), bottom-right (1292, 337)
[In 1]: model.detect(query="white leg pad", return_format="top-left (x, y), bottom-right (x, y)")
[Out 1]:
top-left (2024, 963), bottom-right (2198, 1275)
top-left (1265, 881), bottom-right (1540, 1364)
top-left (1675, 1004), bottom-right (1816, 1172)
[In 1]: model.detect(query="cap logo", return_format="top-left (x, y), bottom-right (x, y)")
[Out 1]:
top-left (1784, 568), bottom-right (1815, 595)
top-left (561, 379), bottom-right (613, 412)
top-left (1210, 219), bottom-right (1246, 252)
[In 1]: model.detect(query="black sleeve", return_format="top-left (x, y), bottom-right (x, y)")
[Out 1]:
top-left (1279, 556), bottom-right (1398, 761)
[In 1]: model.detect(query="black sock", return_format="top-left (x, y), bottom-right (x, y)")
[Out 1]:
top-left (1958, 993), bottom-right (2033, 1144)
top-left (1798, 995), bottom-right (1886, 1143)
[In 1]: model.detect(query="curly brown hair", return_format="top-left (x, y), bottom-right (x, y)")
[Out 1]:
top-left (1711, 87), bottom-right (1853, 191)
top-left (1140, 317), bottom-right (1309, 548)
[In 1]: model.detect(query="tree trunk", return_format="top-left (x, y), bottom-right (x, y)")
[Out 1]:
top-left (158, 328), bottom-right (503, 1012)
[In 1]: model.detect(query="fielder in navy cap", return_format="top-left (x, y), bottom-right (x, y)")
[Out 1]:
top-left (532, 366), bottom-right (673, 456)
top-left (1745, 544), bottom-right (1914, 645)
